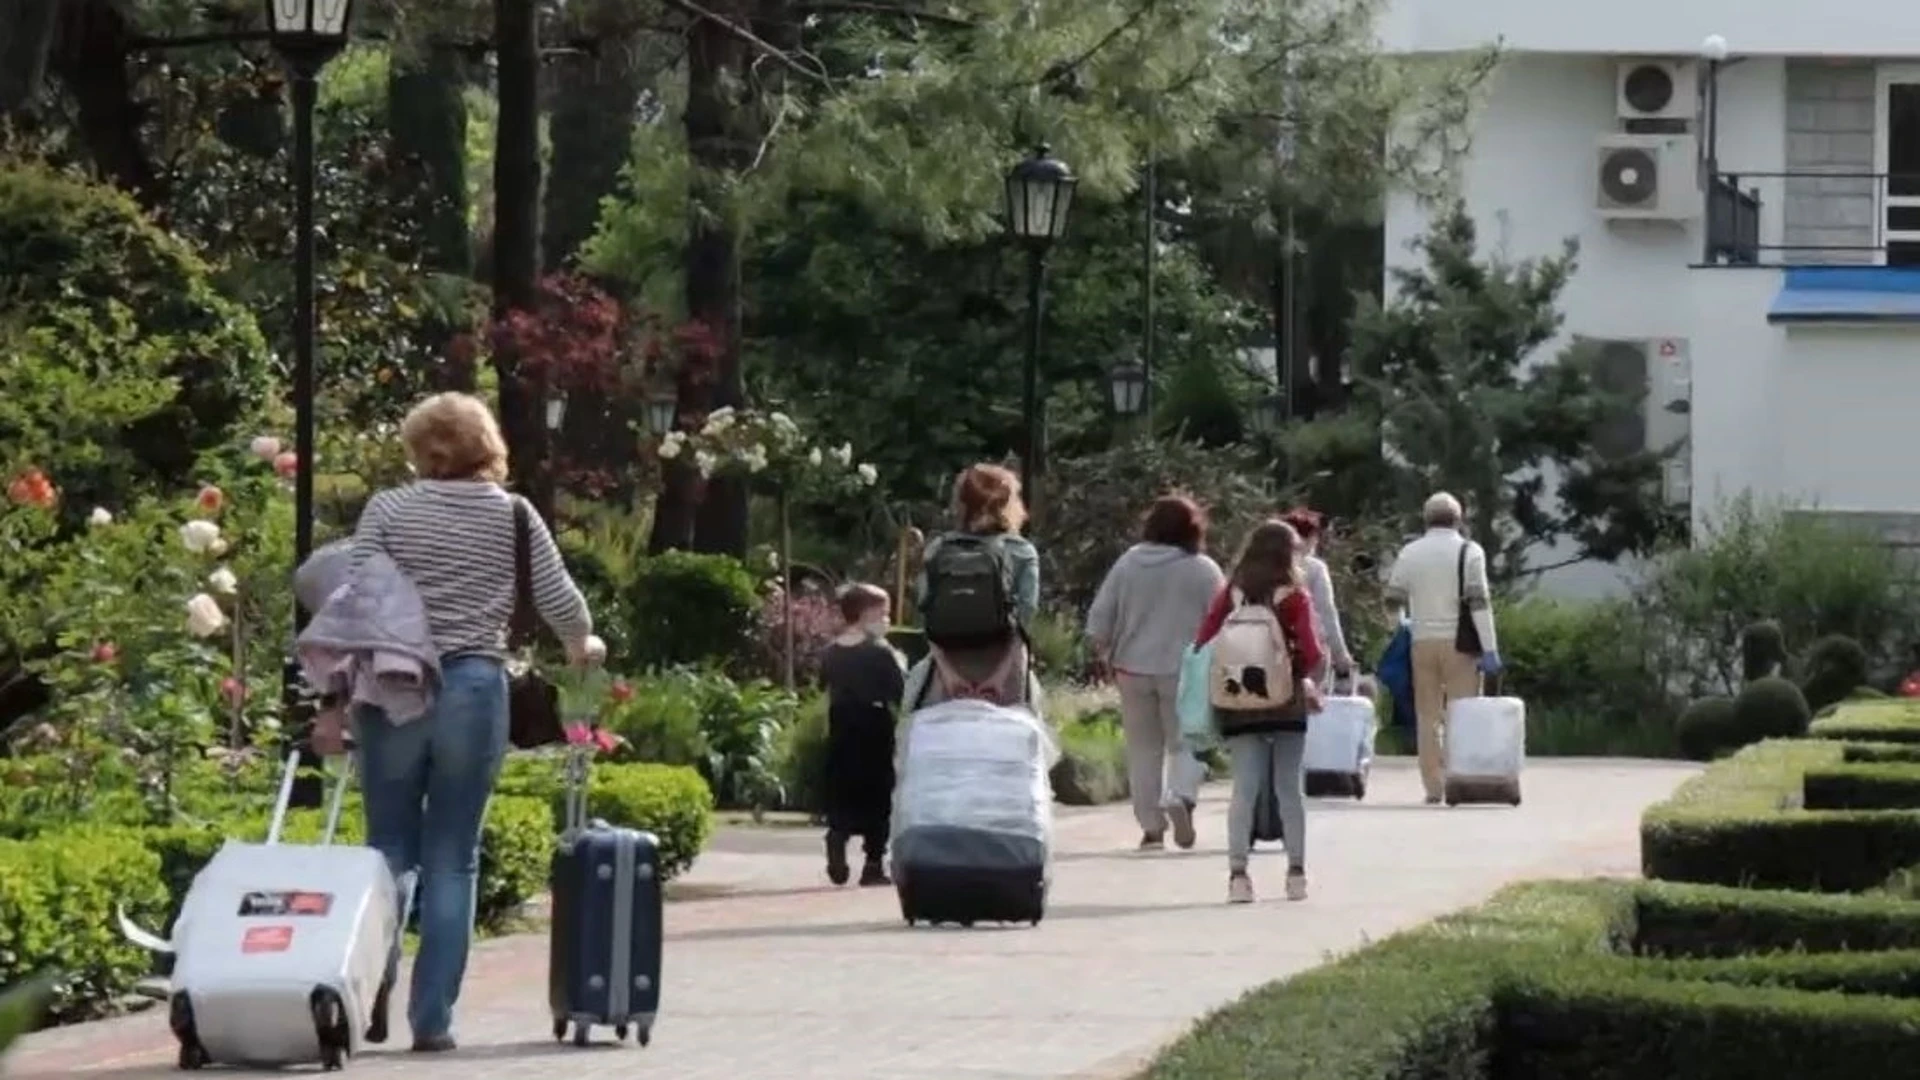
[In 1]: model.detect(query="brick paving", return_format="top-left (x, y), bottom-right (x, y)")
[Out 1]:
top-left (7, 756), bottom-right (1696, 1080)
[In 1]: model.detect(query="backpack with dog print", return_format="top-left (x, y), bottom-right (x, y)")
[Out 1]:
top-left (1209, 587), bottom-right (1295, 712)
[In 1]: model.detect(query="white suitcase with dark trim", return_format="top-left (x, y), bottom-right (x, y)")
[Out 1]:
top-left (123, 752), bottom-right (410, 1071)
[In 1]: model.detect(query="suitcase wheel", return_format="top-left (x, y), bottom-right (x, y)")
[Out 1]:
top-left (177, 1041), bottom-right (209, 1071)
top-left (615, 1023), bottom-right (628, 1042)
top-left (573, 1023), bottom-right (591, 1048)
top-left (552, 1018), bottom-right (569, 1043)
top-left (1506, 781), bottom-right (1523, 807)
top-left (1352, 776), bottom-right (1367, 801)
top-left (636, 1024), bottom-right (652, 1047)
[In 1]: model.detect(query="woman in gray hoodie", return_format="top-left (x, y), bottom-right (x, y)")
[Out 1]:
top-left (1086, 495), bottom-right (1226, 850)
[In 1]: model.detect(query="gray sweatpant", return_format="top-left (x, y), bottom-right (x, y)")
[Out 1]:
top-left (1117, 672), bottom-right (1202, 834)
top-left (1226, 732), bottom-right (1306, 872)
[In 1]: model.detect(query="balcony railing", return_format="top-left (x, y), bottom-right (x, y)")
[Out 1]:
top-left (1701, 170), bottom-right (1920, 269)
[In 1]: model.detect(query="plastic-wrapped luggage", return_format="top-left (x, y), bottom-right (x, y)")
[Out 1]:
top-left (1443, 691), bottom-right (1526, 806)
top-left (891, 699), bottom-right (1059, 927)
top-left (122, 752), bottom-right (408, 1071)
top-left (1303, 695), bottom-right (1378, 799)
top-left (548, 747), bottom-right (663, 1048)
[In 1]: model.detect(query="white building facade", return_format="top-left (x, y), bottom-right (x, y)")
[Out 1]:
top-left (1382, 0), bottom-right (1920, 590)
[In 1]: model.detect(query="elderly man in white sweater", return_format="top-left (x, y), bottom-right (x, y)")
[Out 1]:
top-left (1384, 492), bottom-right (1501, 804)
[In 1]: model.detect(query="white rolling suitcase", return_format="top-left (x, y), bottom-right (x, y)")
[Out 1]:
top-left (1442, 688), bottom-right (1526, 807)
top-left (123, 752), bottom-right (409, 1071)
top-left (1303, 695), bottom-right (1377, 799)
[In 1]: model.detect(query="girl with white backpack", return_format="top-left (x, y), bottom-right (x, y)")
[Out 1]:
top-left (1190, 520), bottom-right (1325, 904)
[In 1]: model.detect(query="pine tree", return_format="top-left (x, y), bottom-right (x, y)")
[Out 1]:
top-left (1346, 203), bottom-right (1685, 583)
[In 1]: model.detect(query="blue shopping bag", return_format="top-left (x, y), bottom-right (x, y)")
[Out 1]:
top-left (1175, 640), bottom-right (1216, 744)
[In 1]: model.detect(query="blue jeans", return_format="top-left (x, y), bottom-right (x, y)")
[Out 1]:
top-left (352, 655), bottom-right (509, 1040)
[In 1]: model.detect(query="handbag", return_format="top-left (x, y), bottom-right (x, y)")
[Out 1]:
top-left (507, 497), bottom-right (567, 749)
top-left (1453, 540), bottom-right (1484, 657)
top-left (1175, 640), bottom-right (1217, 745)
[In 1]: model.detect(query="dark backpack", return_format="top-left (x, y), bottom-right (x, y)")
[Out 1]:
top-left (920, 534), bottom-right (1017, 648)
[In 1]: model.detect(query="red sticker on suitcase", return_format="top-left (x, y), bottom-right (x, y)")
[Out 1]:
top-left (242, 925), bottom-right (294, 953)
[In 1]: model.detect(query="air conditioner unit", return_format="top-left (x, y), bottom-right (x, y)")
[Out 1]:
top-left (1585, 336), bottom-right (1693, 451)
top-left (1616, 59), bottom-right (1698, 121)
top-left (1596, 134), bottom-right (1701, 220)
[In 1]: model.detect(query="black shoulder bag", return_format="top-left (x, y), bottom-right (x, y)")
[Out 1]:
top-left (1453, 540), bottom-right (1484, 657)
top-left (507, 497), bottom-right (567, 749)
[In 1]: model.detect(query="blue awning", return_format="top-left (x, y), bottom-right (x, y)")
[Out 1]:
top-left (1769, 267), bottom-right (1920, 323)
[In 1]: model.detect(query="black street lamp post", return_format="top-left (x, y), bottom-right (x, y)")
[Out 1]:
top-left (267, 0), bottom-right (353, 804)
top-left (1004, 145), bottom-right (1076, 501)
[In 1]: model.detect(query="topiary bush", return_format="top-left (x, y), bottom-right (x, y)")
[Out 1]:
top-left (1803, 635), bottom-right (1872, 715)
top-left (621, 551), bottom-right (760, 670)
top-left (1676, 696), bottom-right (1739, 761)
top-left (1731, 676), bottom-right (1812, 743)
top-left (1740, 621), bottom-right (1788, 682)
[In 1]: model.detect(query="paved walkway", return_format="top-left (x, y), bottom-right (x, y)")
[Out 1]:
top-left (8, 757), bottom-right (1695, 1080)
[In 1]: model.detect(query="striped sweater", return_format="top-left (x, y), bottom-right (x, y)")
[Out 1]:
top-left (348, 480), bottom-right (592, 657)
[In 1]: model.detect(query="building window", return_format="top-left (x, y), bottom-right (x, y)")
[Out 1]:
top-left (1881, 76), bottom-right (1920, 265)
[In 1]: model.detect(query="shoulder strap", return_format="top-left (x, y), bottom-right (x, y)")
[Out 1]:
top-left (508, 495), bottom-right (538, 649)
top-left (1455, 539), bottom-right (1469, 594)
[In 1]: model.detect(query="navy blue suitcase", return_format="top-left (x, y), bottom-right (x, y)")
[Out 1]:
top-left (547, 751), bottom-right (663, 1047)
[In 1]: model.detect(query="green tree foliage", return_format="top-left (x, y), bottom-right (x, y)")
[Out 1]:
top-left (1343, 203), bottom-right (1685, 582)
top-left (0, 161), bottom-right (272, 506)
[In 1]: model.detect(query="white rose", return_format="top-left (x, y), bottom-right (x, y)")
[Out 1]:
top-left (208, 567), bottom-right (239, 595)
top-left (694, 450), bottom-right (717, 478)
top-left (745, 448), bottom-right (769, 474)
top-left (857, 463), bottom-right (878, 486)
top-left (185, 593), bottom-right (228, 638)
top-left (770, 411), bottom-right (797, 431)
top-left (831, 443), bottom-right (853, 465)
top-left (657, 432), bottom-right (684, 460)
top-left (249, 435), bottom-right (282, 461)
top-left (806, 446), bottom-right (823, 466)
top-left (210, 538), bottom-right (230, 556)
top-left (88, 507), bottom-right (113, 527)
top-left (180, 519), bottom-right (223, 554)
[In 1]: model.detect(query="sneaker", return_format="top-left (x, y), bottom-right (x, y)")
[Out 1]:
top-left (1227, 872), bottom-right (1255, 904)
top-left (1285, 869), bottom-right (1308, 902)
top-left (825, 833), bottom-right (851, 886)
top-left (1139, 831), bottom-right (1166, 851)
top-left (411, 1034), bottom-right (457, 1054)
top-left (1168, 800), bottom-right (1197, 850)
top-left (859, 861), bottom-right (892, 887)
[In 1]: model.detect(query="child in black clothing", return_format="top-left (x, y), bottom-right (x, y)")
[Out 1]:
top-left (819, 583), bottom-right (907, 886)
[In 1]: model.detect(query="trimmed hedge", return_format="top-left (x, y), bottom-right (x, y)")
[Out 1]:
top-left (1842, 742), bottom-right (1920, 765)
top-left (1640, 739), bottom-right (1920, 892)
top-left (0, 829), bottom-right (168, 1021)
top-left (1809, 700), bottom-right (1920, 744)
top-left (494, 756), bottom-right (713, 879)
top-left (1804, 762), bottom-right (1920, 811)
top-left (1634, 881), bottom-right (1920, 957)
top-left (1143, 879), bottom-right (1920, 1080)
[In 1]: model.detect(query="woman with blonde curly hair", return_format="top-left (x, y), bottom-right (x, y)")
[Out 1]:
top-left (909, 463), bottom-right (1042, 708)
top-left (347, 392), bottom-right (595, 1052)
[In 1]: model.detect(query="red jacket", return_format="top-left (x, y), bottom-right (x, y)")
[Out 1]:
top-left (1195, 584), bottom-right (1325, 679)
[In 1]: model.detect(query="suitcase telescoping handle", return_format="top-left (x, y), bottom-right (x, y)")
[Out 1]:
top-left (265, 749), bottom-right (354, 847)
top-left (562, 744), bottom-right (591, 834)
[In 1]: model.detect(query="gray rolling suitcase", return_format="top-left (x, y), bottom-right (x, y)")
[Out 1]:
top-left (126, 752), bottom-right (409, 1071)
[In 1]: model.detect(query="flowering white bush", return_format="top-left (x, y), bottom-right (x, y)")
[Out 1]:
top-left (659, 406), bottom-right (878, 497)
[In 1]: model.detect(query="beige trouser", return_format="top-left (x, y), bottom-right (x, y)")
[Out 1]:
top-left (1411, 638), bottom-right (1482, 798)
top-left (1116, 672), bottom-right (1198, 834)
